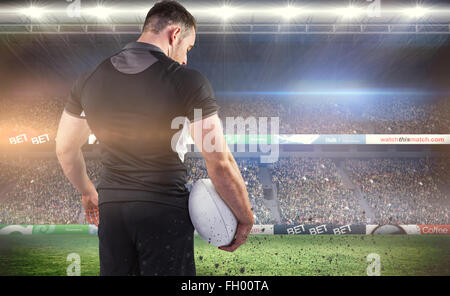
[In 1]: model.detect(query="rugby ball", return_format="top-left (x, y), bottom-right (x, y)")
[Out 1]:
top-left (188, 179), bottom-right (237, 247)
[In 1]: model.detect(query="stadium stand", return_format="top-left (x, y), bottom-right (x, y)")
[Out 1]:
top-left (0, 156), bottom-right (448, 225)
top-left (1, 96), bottom-right (450, 142)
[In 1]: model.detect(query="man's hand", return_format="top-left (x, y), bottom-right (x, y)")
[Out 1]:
top-left (218, 219), bottom-right (254, 252)
top-left (56, 110), bottom-right (99, 226)
top-left (82, 192), bottom-right (99, 226)
top-left (190, 114), bottom-right (254, 253)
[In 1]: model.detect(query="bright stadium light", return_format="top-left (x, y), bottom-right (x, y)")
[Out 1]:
top-left (206, 5), bottom-right (240, 21)
top-left (335, 6), bottom-right (365, 18)
top-left (86, 5), bottom-right (113, 19)
top-left (403, 6), bottom-right (430, 18)
top-left (276, 6), bottom-right (303, 20)
top-left (222, 6), bottom-right (239, 20)
top-left (4, 4), bottom-right (447, 22)
top-left (19, 6), bottom-right (45, 18)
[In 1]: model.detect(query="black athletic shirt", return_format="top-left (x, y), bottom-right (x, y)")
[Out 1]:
top-left (64, 42), bottom-right (219, 207)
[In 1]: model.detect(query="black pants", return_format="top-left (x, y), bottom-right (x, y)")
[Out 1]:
top-left (98, 200), bottom-right (196, 276)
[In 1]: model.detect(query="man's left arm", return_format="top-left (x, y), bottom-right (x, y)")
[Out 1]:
top-left (56, 110), bottom-right (99, 226)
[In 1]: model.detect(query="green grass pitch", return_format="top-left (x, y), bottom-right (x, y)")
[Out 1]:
top-left (0, 234), bottom-right (449, 276)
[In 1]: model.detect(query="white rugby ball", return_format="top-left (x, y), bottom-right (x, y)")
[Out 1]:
top-left (188, 179), bottom-right (237, 247)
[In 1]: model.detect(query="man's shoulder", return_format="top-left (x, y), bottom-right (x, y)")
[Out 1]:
top-left (132, 50), bottom-right (208, 84)
top-left (171, 67), bottom-right (210, 88)
top-left (76, 59), bottom-right (108, 86)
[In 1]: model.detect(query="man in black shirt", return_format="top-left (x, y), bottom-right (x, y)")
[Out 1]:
top-left (56, 1), bottom-right (254, 276)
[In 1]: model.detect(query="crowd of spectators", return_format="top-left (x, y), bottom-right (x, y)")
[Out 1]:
top-left (217, 96), bottom-right (450, 134)
top-left (1, 155), bottom-right (447, 225)
top-left (1, 93), bottom-right (449, 225)
top-left (272, 157), bottom-right (367, 225)
top-left (0, 156), bottom-right (157, 224)
top-left (0, 96), bottom-right (64, 147)
top-left (0, 154), bottom-right (18, 185)
top-left (345, 158), bottom-right (450, 225)
top-left (0, 158), bottom-right (100, 224)
top-left (1, 96), bottom-right (449, 147)
top-left (0, 157), bottom-right (273, 225)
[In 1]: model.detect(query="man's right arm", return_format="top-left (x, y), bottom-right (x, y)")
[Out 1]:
top-left (190, 114), bottom-right (254, 252)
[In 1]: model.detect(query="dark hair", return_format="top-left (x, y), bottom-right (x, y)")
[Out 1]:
top-left (143, 1), bottom-right (197, 37)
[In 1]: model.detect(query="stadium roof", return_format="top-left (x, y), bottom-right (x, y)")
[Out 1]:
top-left (0, 0), bottom-right (449, 34)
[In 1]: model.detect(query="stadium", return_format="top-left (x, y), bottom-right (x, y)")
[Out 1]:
top-left (0, 0), bottom-right (449, 277)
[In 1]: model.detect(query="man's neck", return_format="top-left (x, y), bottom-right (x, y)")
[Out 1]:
top-left (136, 34), bottom-right (169, 56)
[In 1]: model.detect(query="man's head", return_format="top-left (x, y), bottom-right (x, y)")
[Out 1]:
top-left (141, 1), bottom-right (197, 65)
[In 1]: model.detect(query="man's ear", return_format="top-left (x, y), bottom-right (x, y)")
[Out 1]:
top-left (170, 26), bottom-right (182, 45)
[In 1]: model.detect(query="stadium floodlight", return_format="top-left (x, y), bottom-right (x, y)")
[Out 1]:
top-left (86, 5), bottom-right (113, 20)
top-left (4, 4), bottom-right (446, 23)
top-left (402, 6), bottom-right (430, 18)
top-left (205, 5), bottom-right (240, 21)
top-left (221, 5), bottom-right (240, 20)
top-left (335, 6), bottom-right (365, 19)
top-left (19, 6), bottom-right (45, 18)
top-left (276, 6), bottom-right (303, 20)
